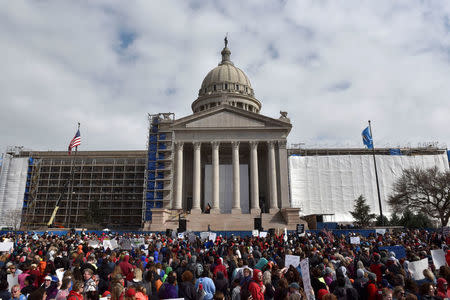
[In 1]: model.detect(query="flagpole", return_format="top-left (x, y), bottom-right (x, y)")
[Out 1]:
top-left (368, 120), bottom-right (384, 225)
top-left (66, 122), bottom-right (80, 228)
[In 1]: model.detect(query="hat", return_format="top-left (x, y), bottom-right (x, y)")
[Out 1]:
top-left (289, 282), bottom-right (300, 290)
top-left (44, 275), bottom-right (52, 281)
top-left (102, 291), bottom-right (111, 298)
top-left (125, 288), bottom-right (136, 297)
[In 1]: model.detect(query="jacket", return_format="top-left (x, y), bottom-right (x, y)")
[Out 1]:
top-left (248, 269), bottom-right (264, 300)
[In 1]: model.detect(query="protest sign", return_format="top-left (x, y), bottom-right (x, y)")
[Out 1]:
top-left (409, 258), bottom-right (429, 280)
top-left (88, 240), bottom-right (100, 248)
top-left (300, 258), bottom-right (314, 300)
top-left (0, 242), bottom-right (14, 252)
top-left (431, 249), bottom-right (446, 269)
top-left (379, 246), bottom-right (406, 259)
top-left (131, 238), bottom-right (145, 248)
top-left (121, 239), bottom-right (132, 250)
top-left (259, 231), bottom-right (268, 238)
top-left (376, 229), bottom-right (386, 235)
top-left (350, 237), bottom-right (360, 244)
top-left (188, 232), bottom-right (196, 243)
top-left (177, 233), bottom-right (184, 239)
top-left (285, 254), bottom-right (300, 268)
top-left (200, 232), bottom-right (210, 241)
top-left (252, 230), bottom-right (259, 237)
top-left (208, 232), bottom-right (217, 241)
top-left (103, 239), bottom-right (118, 250)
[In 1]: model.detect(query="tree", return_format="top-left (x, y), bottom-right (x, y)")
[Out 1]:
top-left (389, 213), bottom-right (402, 226)
top-left (2, 209), bottom-right (23, 230)
top-left (388, 167), bottom-right (450, 227)
top-left (350, 195), bottom-right (376, 228)
top-left (400, 209), bottom-right (434, 228)
top-left (375, 215), bottom-right (389, 226)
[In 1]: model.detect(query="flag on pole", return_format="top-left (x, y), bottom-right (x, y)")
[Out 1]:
top-left (362, 126), bottom-right (373, 149)
top-left (68, 128), bottom-right (81, 155)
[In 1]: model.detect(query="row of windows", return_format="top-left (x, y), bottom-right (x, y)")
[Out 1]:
top-left (203, 83), bottom-right (251, 94)
top-left (196, 101), bottom-right (258, 113)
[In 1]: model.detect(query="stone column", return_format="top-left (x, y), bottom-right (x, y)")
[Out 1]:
top-left (211, 141), bottom-right (220, 213)
top-left (268, 141), bottom-right (278, 213)
top-left (250, 141), bottom-right (260, 214)
top-left (192, 142), bottom-right (201, 213)
top-left (278, 140), bottom-right (290, 208)
top-left (174, 142), bottom-right (184, 210)
top-left (231, 141), bottom-right (241, 213)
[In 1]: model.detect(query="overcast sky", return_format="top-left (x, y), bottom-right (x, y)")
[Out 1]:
top-left (1, 1), bottom-right (449, 153)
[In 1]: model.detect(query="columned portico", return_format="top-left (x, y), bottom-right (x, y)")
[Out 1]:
top-left (268, 141), bottom-right (278, 213)
top-left (231, 141), bottom-right (241, 213)
top-left (174, 142), bottom-right (184, 210)
top-left (249, 141), bottom-right (260, 214)
top-left (211, 141), bottom-right (220, 213)
top-left (192, 142), bottom-right (202, 213)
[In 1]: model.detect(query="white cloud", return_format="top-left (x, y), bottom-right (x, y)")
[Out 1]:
top-left (0, 0), bottom-right (449, 152)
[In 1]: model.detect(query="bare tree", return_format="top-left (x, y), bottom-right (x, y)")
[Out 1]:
top-left (2, 208), bottom-right (23, 230)
top-left (388, 167), bottom-right (450, 227)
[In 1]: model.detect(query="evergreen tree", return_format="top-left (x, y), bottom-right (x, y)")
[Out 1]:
top-left (349, 195), bottom-right (376, 228)
top-left (375, 215), bottom-right (389, 226)
top-left (389, 213), bottom-right (401, 226)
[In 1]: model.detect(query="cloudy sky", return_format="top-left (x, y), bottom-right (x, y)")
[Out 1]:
top-left (1, 1), bottom-right (449, 153)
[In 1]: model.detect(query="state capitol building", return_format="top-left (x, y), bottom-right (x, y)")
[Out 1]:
top-left (0, 41), bottom-right (447, 231)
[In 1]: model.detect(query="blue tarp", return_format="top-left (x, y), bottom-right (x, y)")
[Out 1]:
top-left (389, 149), bottom-right (402, 155)
top-left (159, 133), bottom-right (166, 140)
top-left (317, 222), bottom-right (338, 230)
top-left (379, 246), bottom-right (406, 259)
top-left (447, 150), bottom-right (450, 162)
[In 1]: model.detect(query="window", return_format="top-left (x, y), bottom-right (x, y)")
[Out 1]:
top-left (236, 84), bottom-right (239, 90)
top-left (225, 83), bottom-right (228, 89)
top-left (214, 85), bottom-right (216, 91)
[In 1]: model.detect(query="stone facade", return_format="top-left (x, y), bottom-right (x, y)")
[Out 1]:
top-left (144, 42), bottom-right (307, 232)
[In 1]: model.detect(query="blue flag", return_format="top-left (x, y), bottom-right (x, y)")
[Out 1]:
top-left (362, 126), bottom-right (373, 149)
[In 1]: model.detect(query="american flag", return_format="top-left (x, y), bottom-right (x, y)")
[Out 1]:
top-left (68, 128), bottom-right (81, 155)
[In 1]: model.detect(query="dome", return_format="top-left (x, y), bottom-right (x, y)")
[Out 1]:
top-left (192, 40), bottom-right (261, 114)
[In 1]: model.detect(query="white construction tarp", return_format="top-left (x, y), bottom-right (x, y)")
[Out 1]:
top-left (0, 154), bottom-right (28, 226)
top-left (289, 153), bottom-right (449, 222)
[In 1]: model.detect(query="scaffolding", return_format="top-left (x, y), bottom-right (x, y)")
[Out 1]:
top-left (143, 113), bottom-right (175, 222)
top-left (21, 151), bottom-right (146, 229)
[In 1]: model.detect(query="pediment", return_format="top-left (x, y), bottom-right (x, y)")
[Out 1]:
top-left (173, 106), bottom-right (291, 129)
top-left (186, 111), bottom-right (264, 128)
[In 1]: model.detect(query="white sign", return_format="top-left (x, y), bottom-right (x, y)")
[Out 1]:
top-left (300, 258), bottom-right (314, 300)
top-left (188, 232), bottom-right (196, 243)
top-left (431, 249), bottom-right (447, 269)
top-left (131, 238), bottom-right (145, 248)
top-left (409, 258), bottom-right (429, 280)
top-left (350, 237), bottom-right (360, 245)
top-left (252, 230), bottom-right (259, 237)
top-left (88, 240), bottom-right (100, 248)
top-left (200, 232), bottom-right (210, 241)
top-left (208, 232), bottom-right (217, 241)
top-left (376, 229), bottom-right (386, 235)
top-left (285, 254), bottom-right (300, 268)
top-left (0, 242), bottom-right (14, 252)
top-left (259, 231), bottom-right (268, 238)
top-left (103, 239), bottom-right (118, 250)
top-left (177, 233), bottom-right (184, 239)
top-left (284, 228), bottom-right (288, 242)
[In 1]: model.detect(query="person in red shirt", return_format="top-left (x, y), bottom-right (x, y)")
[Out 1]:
top-left (119, 255), bottom-right (135, 286)
top-left (248, 269), bottom-right (265, 300)
top-left (366, 273), bottom-right (379, 300)
top-left (370, 254), bottom-right (383, 283)
top-left (213, 258), bottom-right (228, 279)
top-left (67, 281), bottom-right (84, 300)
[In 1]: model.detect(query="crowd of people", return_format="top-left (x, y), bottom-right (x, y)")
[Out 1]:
top-left (0, 229), bottom-right (449, 300)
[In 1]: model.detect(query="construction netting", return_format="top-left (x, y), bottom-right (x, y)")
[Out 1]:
top-left (289, 153), bottom-right (449, 222)
top-left (0, 154), bottom-right (28, 226)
